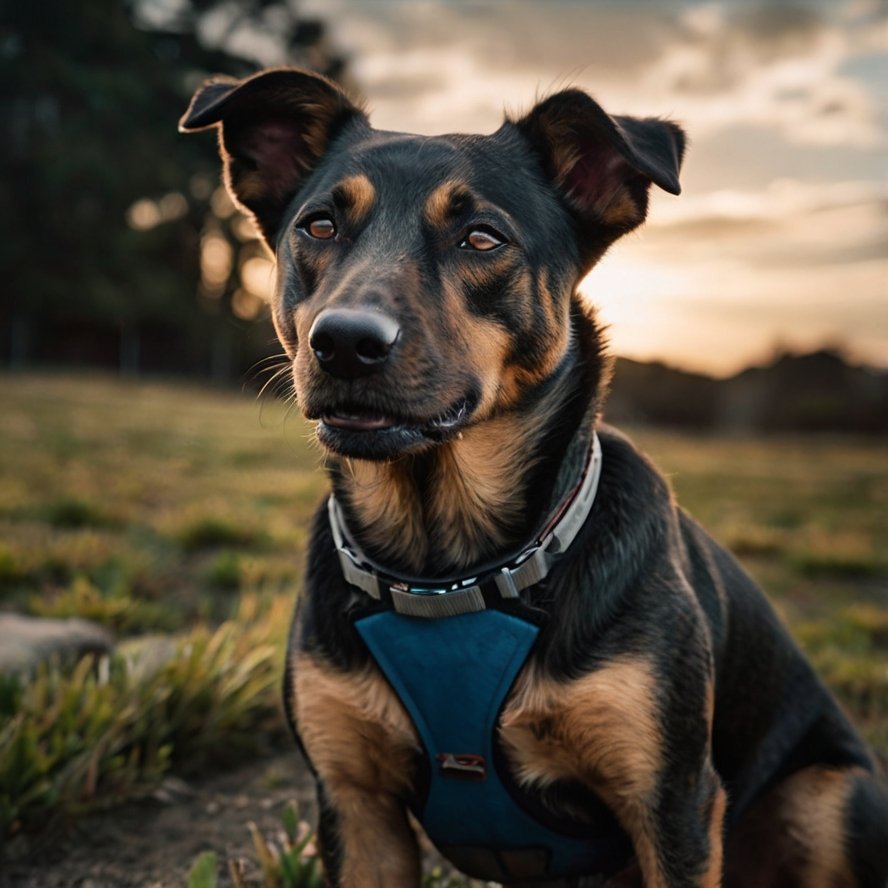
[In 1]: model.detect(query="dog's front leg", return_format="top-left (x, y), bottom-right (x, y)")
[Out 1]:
top-left (590, 655), bottom-right (726, 888)
top-left (313, 777), bottom-right (421, 887)
top-left (597, 662), bottom-right (726, 888)
top-left (613, 762), bottom-right (726, 888)
top-left (292, 653), bottom-right (422, 887)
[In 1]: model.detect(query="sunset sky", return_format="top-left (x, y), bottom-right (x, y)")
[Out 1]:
top-left (285, 0), bottom-right (887, 376)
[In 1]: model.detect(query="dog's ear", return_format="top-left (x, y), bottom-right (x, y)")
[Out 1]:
top-left (514, 89), bottom-right (685, 243)
top-left (179, 68), bottom-right (366, 246)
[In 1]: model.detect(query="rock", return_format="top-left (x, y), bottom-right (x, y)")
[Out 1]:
top-left (0, 613), bottom-right (113, 674)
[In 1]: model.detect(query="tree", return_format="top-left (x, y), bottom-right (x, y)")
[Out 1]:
top-left (0, 0), bottom-right (348, 379)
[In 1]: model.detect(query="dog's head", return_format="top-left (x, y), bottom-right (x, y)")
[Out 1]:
top-left (181, 68), bottom-right (685, 461)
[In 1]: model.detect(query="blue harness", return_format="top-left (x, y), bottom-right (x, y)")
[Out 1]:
top-left (354, 607), bottom-right (631, 883)
top-left (335, 434), bottom-right (630, 882)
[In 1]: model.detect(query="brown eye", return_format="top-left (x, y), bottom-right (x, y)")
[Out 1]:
top-left (460, 228), bottom-right (504, 252)
top-left (306, 217), bottom-right (337, 240)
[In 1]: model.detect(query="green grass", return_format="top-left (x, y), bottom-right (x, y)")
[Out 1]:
top-left (635, 427), bottom-right (888, 753)
top-left (0, 373), bottom-right (886, 873)
top-left (0, 373), bottom-right (317, 631)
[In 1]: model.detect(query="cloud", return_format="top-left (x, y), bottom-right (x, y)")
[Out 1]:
top-left (641, 179), bottom-right (888, 285)
top-left (635, 1), bottom-right (887, 148)
top-left (668, 3), bottom-right (829, 95)
top-left (581, 177), bottom-right (887, 373)
top-left (304, 0), bottom-right (887, 149)
top-left (301, 0), bottom-right (691, 133)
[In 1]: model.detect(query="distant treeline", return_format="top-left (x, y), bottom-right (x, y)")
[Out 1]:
top-left (606, 349), bottom-right (888, 434)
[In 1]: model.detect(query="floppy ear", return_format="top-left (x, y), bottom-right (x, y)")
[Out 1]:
top-left (514, 89), bottom-right (685, 246)
top-left (179, 67), bottom-right (366, 246)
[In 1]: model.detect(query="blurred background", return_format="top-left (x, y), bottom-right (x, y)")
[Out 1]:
top-left (1, 2), bottom-right (886, 886)
top-left (2, 0), bottom-right (886, 429)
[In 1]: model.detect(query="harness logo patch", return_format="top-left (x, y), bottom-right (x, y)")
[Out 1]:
top-left (437, 752), bottom-right (487, 781)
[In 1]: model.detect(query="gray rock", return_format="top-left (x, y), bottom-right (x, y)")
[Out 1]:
top-left (0, 613), bottom-right (113, 673)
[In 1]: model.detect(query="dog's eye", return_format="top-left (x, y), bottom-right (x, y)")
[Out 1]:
top-left (303, 217), bottom-right (337, 240)
top-left (460, 228), bottom-right (505, 252)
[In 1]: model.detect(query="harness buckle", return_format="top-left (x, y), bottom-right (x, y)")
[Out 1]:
top-left (437, 752), bottom-right (487, 781)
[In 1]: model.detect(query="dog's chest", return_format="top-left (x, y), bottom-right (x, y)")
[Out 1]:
top-left (298, 650), bottom-right (659, 814)
top-left (498, 657), bottom-right (662, 804)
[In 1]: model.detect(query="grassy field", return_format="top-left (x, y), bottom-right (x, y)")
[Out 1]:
top-left (1, 372), bottom-right (886, 871)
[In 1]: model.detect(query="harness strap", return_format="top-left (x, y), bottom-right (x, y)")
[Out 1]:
top-left (354, 608), bottom-right (631, 882)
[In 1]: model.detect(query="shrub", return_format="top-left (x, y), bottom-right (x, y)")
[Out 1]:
top-left (0, 596), bottom-right (288, 840)
top-left (176, 516), bottom-right (264, 552)
top-left (43, 498), bottom-right (118, 530)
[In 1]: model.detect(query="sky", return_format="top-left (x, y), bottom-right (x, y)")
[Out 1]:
top-left (283, 0), bottom-right (887, 377)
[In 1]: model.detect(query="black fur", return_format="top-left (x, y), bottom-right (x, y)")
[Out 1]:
top-left (184, 68), bottom-right (888, 887)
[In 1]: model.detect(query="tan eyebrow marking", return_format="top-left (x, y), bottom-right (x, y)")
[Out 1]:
top-left (424, 181), bottom-right (474, 229)
top-left (334, 174), bottom-right (376, 225)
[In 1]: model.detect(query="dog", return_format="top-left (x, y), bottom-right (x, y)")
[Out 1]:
top-left (181, 68), bottom-right (888, 887)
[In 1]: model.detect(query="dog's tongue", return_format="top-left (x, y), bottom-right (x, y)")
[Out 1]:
top-left (324, 412), bottom-right (396, 431)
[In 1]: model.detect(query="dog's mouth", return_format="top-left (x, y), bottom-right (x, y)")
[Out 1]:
top-left (312, 395), bottom-right (477, 460)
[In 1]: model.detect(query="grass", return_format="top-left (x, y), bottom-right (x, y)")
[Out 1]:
top-left (187, 806), bottom-right (478, 888)
top-left (635, 427), bottom-right (888, 753)
top-left (0, 373), bottom-right (316, 632)
top-left (0, 373), bottom-right (886, 877)
top-left (0, 594), bottom-right (288, 840)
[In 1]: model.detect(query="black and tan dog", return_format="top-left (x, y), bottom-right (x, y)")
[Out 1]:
top-left (181, 69), bottom-right (888, 887)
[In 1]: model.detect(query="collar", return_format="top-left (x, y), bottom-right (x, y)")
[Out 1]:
top-left (328, 431), bottom-right (603, 618)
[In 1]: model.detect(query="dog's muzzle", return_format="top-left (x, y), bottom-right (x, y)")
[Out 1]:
top-left (309, 308), bottom-right (400, 380)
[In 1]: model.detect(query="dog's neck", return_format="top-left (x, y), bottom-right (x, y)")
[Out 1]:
top-left (329, 303), bottom-right (607, 577)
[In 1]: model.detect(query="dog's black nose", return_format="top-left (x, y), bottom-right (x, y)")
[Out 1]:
top-left (308, 309), bottom-right (400, 379)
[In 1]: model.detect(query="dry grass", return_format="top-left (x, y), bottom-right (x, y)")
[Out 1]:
top-left (1, 373), bottom-right (885, 861)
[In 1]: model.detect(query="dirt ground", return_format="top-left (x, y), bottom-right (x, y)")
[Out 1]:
top-left (1, 752), bottom-right (317, 888)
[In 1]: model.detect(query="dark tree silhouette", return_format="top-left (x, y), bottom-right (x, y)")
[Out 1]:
top-left (0, 0), bottom-right (349, 380)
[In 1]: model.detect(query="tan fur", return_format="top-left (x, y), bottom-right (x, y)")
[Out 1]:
top-left (501, 657), bottom-right (667, 887)
top-left (526, 108), bottom-right (645, 231)
top-left (342, 320), bottom-right (575, 573)
top-left (437, 267), bottom-right (569, 416)
top-left (344, 410), bottom-right (546, 573)
top-left (782, 767), bottom-right (857, 888)
top-left (427, 415), bottom-right (541, 567)
top-left (502, 268), bottom-right (571, 393)
top-left (725, 765), bottom-right (861, 888)
top-left (335, 174), bottom-right (376, 226)
top-left (535, 268), bottom-right (560, 335)
top-left (454, 311), bottom-right (515, 411)
top-left (291, 654), bottom-right (421, 886)
top-left (597, 187), bottom-right (645, 229)
top-left (424, 181), bottom-right (470, 229)
top-left (346, 459), bottom-right (428, 572)
top-left (702, 782), bottom-right (726, 888)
